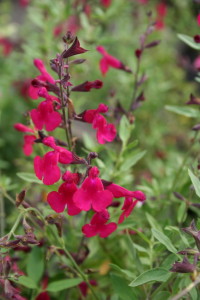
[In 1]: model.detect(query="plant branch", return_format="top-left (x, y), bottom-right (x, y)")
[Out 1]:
top-left (170, 274), bottom-right (200, 300)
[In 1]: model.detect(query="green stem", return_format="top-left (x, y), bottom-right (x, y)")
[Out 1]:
top-left (169, 274), bottom-right (200, 300)
top-left (129, 57), bottom-right (140, 111)
top-left (0, 188), bottom-right (15, 205)
top-left (0, 194), bottom-right (5, 236)
top-left (58, 63), bottom-right (72, 150)
top-left (7, 211), bottom-right (24, 240)
top-left (170, 131), bottom-right (199, 193)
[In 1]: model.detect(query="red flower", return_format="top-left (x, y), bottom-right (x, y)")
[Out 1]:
top-left (155, 2), bottom-right (167, 30)
top-left (34, 138), bottom-right (74, 185)
top-left (82, 103), bottom-right (108, 123)
top-left (35, 292), bottom-right (50, 300)
top-left (100, 0), bottom-right (112, 8)
top-left (79, 280), bottom-right (97, 297)
top-left (118, 197), bottom-right (138, 224)
top-left (82, 210), bottom-right (117, 238)
top-left (30, 100), bottom-right (62, 131)
top-left (23, 135), bottom-right (36, 156)
top-left (102, 180), bottom-right (146, 200)
top-left (0, 37), bottom-right (13, 56)
top-left (47, 171), bottom-right (81, 215)
top-left (80, 104), bottom-right (116, 144)
top-left (92, 114), bottom-right (116, 144)
top-left (96, 46), bottom-right (131, 76)
top-left (34, 151), bottom-right (61, 185)
top-left (28, 59), bottom-right (55, 100)
top-left (14, 123), bottom-right (34, 133)
top-left (73, 167), bottom-right (113, 212)
top-left (197, 14), bottom-right (200, 26)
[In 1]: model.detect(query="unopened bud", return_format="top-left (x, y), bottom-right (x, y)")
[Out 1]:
top-left (16, 190), bottom-right (26, 207)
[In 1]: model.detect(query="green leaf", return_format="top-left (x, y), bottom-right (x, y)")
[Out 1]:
top-left (119, 115), bottom-right (134, 146)
top-left (27, 247), bottom-right (44, 284)
top-left (110, 264), bottom-right (133, 278)
top-left (12, 276), bottom-right (37, 289)
top-left (165, 105), bottom-right (199, 118)
top-left (146, 213), bottom-right (162, 231)
top-left (151, 228), bottom-right (177, 254)
top-left (120, 150), bottom-right (146, 172)
top-left (177, 201), bottom-right (187, 223)
top-left (178, 34), bottom-right (200, 50)
top-left (47, 278), bottom-right (83, 292)
top-left (153, 291), bottom-right (171, 300)
top-left (188, 169), bottom-right (200, 198)
top-left (129, 268), bottom-right (171, 287)
top-left (110, 274), bottom-right (137, 300)
top-left (17, 172), bottom-right (42, 184)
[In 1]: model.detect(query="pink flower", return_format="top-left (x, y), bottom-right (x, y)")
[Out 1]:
top-left (30, 100), bottom-right (62, 131)
top-left (19, 0), bottom-right (30, 6)
top-left (118, 197), bottom-right (138, 224)
top-left (71, 80), bottom-right (103, 92)
top-left (34, 151), bottom-right (61, 185)
top-left (92, 114), bottom-right (116, 144)
top-left (194, 56), bottom-right (200, 70)
top-left (23, 135), bottom-right (36, 156)
top-left (197, 14), bottom-right (200, 26)
top-left (82, 210), bottom-right (117, 238)
top-left (96, 46), bottom-right (131, 76)
top-left (14, 123), bottom-right (34, 133)
top-left (102, 180), bottom-right (146, 200)
top-left (47, 171), bottom-right (81, 215)
top-left (73, 167), bottom-right (113, 212)
top-left (79, 280), bottom-right (97, 297)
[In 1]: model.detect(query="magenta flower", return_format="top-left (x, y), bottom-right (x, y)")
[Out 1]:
top-left (96, 46), bottom-right (131, 76)
top-left (73, 167), bottom-right (113, 212)
top-left (79, 104), bottom-right (116, 144)
top-left (118, 197), bottom-right (138, 224)
top-left (47, 171), bottom-right (81, 215)
top-left (92, 114), bottom-right (116, 144)
top-left (30, 100), bottom-right (62, 131)
top-left (23, 135), bottom-right (36, 156)
top-left (102, 180), bottom-right (146, 201)
top-left (197, 14), bottom-right (200, 26)
top-left (34, 151), bottom-right (61, 185)
top-left (82, 210), bottom-right (117, 238)
top-left (28, 59), bottom-right (55, 100)
top-left (42, 136), bottom-right (74, 164)
top-left (82, 103), bottom-right (108, 123)
top-left (14, 123), bottom-right (34, 133)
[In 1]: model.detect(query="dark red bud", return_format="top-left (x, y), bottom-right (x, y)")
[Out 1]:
top-left (194, 35), bottom-right (200, 43)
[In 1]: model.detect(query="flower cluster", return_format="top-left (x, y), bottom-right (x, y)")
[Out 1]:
top-left (14, 35), bottom-right (146, 238)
